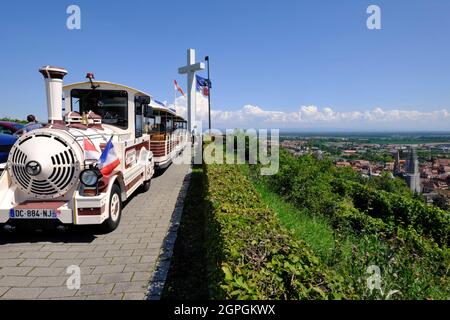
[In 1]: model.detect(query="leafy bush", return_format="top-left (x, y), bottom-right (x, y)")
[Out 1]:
top-left (204, 163), bottom-right (353, 299)
top-left (333, 179), bottom-right (450, 246)
top-left (249, 149), bottom-right (450, 299)
top-left (258, 149), bottom-right (450, 247)
top-left (269, 151), bottom-right (338, 218)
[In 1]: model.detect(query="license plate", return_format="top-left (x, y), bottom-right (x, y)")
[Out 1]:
top-left (10, 209), bottom-right (57, 219)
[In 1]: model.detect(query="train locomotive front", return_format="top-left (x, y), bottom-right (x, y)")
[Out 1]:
top-left (0, 66), bottom-right (158, 232)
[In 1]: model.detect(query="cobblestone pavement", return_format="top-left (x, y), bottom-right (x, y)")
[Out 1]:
top-left (0, 161), bottom-right (191, 300)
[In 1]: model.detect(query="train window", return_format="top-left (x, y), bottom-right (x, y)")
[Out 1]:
top-left (144, 117), bottom-right (156, 134)
top-left (71, 89), bottom-right (128, 129)
top-left (135, 98), bottom-right (143, 138)
top-left (166, 117), bottom-right (173, 132)
top-left (174, 119), bottom-right (183, 130)
top-left (153, 112), bottom-right (162, 133)
top-left (160, 116), bottom-right (167, 132)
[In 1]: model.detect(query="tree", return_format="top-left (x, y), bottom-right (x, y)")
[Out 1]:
top-left (0, 117), bottom-right (26, 124)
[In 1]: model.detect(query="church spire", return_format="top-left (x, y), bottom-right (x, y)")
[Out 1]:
top-left (405, 146), bottom-right (421, 193)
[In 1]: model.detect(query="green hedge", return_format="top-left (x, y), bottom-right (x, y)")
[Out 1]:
top-left (204, 163), bottom-right (353, 300)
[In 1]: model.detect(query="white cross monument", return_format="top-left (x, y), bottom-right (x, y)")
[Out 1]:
top-left (178, 49), bottom-right (205, 135)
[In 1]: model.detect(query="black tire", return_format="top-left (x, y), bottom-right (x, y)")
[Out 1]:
top-left (101, 184), bottom-right (122, 233)
top-left (142, 179), bottom-right (151, 192)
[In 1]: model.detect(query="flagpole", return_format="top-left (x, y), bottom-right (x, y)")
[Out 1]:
top-left (173, 81), bottom-right (177, 112)
top-left (205, 56), bottom-right (211, 132)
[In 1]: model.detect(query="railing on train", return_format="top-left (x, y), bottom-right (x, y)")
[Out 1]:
top-left (149, 129), bottom-right (188, 158)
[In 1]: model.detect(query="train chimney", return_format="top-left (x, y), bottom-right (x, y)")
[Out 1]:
top-left (39, 66), bottom-right (68, 124)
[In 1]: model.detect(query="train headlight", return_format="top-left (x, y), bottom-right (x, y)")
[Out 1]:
top-left (80, 169), bottom-right (102, 187)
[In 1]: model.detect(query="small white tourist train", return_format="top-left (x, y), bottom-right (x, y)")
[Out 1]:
top-left (0, 66), bottom-right (188, 232)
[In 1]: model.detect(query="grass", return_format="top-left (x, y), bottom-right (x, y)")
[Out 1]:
top-left (251, 176), bottom-right (392, 298)
top-left (251, 177), bottom-right (360, 270)
top-left (240, 164), bottom-right (350, 266)
top-left (253, 179), bottom-right (335, 261)
top-left (161, 165), bottom-right (209, 299)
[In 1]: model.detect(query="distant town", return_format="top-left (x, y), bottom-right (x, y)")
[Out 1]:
top-left (281, 132), bottom-right (450, 207)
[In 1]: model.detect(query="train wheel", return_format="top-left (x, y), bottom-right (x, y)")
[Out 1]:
top-left (101, 184), bottom-right (122, 233)
top-left (142, 179), bottom-right (151, 192)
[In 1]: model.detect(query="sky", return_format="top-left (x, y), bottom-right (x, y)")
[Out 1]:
top-left (0, 0), bottom-right (449, 131)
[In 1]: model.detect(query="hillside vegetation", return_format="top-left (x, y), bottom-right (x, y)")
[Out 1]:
top-left (204, 163), bottom-right (353, 299)
top-left (164, 145), bottom-right (449, 300)
top-left (250, 149), bottom-right (450, 299)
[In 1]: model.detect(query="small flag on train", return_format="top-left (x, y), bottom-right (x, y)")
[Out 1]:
top-left (99, 137), bottom-right (120, 176)
top-left (196, 75), bottom-right (210, 97)
top-left (173, 80), bottom-right (185, 96)
top-left (83, 138), bottom-right (101, 160)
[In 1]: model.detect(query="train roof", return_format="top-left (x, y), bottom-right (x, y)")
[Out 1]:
top-left (63, 81), bottom-right (185, 119)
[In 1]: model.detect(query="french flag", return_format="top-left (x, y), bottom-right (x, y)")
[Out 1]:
top-left (99, 137), bottom-right (120, 176)
top-left (83, 138), bottom-right (101, 160)
top-left (173, 79), bottom-right (185, 96)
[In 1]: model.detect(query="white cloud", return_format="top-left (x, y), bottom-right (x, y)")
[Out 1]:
top-left (168, 96), bottom-right (450, 130)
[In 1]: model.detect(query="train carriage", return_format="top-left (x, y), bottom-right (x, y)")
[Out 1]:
top-left (0, 66), bottom-right (188, 232)
top-left (145, 100), bottom-right (188, 169)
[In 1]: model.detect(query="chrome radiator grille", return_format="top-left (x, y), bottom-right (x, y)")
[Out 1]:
top-left (8, 131), bottom-right (81, 199)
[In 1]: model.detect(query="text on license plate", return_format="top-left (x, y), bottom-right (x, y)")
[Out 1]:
top-left (10, 209), bottom-right (57, 219)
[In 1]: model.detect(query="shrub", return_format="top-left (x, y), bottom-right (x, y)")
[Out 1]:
top-left (333, 179), bottom-right (450, 246)
top-left (249, 150), bottom-right (450, 299)
top-left (204, 163), bottom-right (353, 299)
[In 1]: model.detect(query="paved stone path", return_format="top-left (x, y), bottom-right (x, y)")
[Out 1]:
top-left (0, 161), bottom-right (191, 300)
